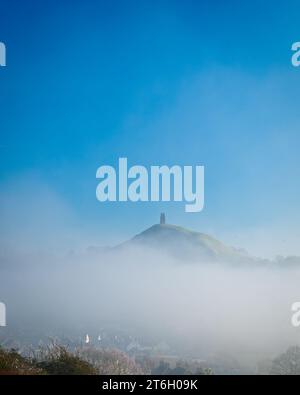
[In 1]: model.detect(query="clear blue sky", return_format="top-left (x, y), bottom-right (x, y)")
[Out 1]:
top-left (0, 0), bottom-right (300, 256)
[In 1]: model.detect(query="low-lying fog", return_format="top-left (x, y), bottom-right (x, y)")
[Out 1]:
top-left (1, 178), bottom-right (300, 372)
top-left (1, 244), bottom-right (300, 368)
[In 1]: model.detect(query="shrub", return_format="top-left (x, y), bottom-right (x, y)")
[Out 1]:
top-left (270, 346), bottom-right (300, 375)
top-left (0, 347), bottom-right (43, 375)
top-left (79, 347), bottom-right (145, 375)
top-left (34, 345), bottom-right (97, 375)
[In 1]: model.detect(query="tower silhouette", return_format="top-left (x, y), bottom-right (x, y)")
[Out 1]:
top-left (160, 213), bottom-right (166, 225)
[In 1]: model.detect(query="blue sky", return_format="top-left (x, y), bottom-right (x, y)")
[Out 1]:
top-left (0, 0), bottom-right (300, 256)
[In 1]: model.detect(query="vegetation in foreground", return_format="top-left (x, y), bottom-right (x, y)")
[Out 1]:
top-left (0, 344), bottom-right (156, 375)
top-left (0, 348), bottom-right (43, 375)
top-left (1, 343), bottom-right (300, 375)
top-left (0, 343), bottom-right (212, 375)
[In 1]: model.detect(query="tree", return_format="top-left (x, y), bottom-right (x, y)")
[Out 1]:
top-left (270, 346), bottom-right (300, 375)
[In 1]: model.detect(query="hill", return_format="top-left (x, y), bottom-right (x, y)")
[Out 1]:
top-left (121, 222), bottom-right (253, 264)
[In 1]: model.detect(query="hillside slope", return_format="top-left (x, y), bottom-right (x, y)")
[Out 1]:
top-left (122, 223), bottom-right (252, 263)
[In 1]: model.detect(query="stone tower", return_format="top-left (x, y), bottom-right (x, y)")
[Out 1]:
top-left (160, 213), bottom-right (166, 225)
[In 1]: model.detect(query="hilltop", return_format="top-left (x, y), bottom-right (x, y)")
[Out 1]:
top-left (118, 215), bottom-right (254, 264)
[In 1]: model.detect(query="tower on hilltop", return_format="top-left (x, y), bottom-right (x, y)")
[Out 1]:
top-left (160, 213), bottom-right (166, 225)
